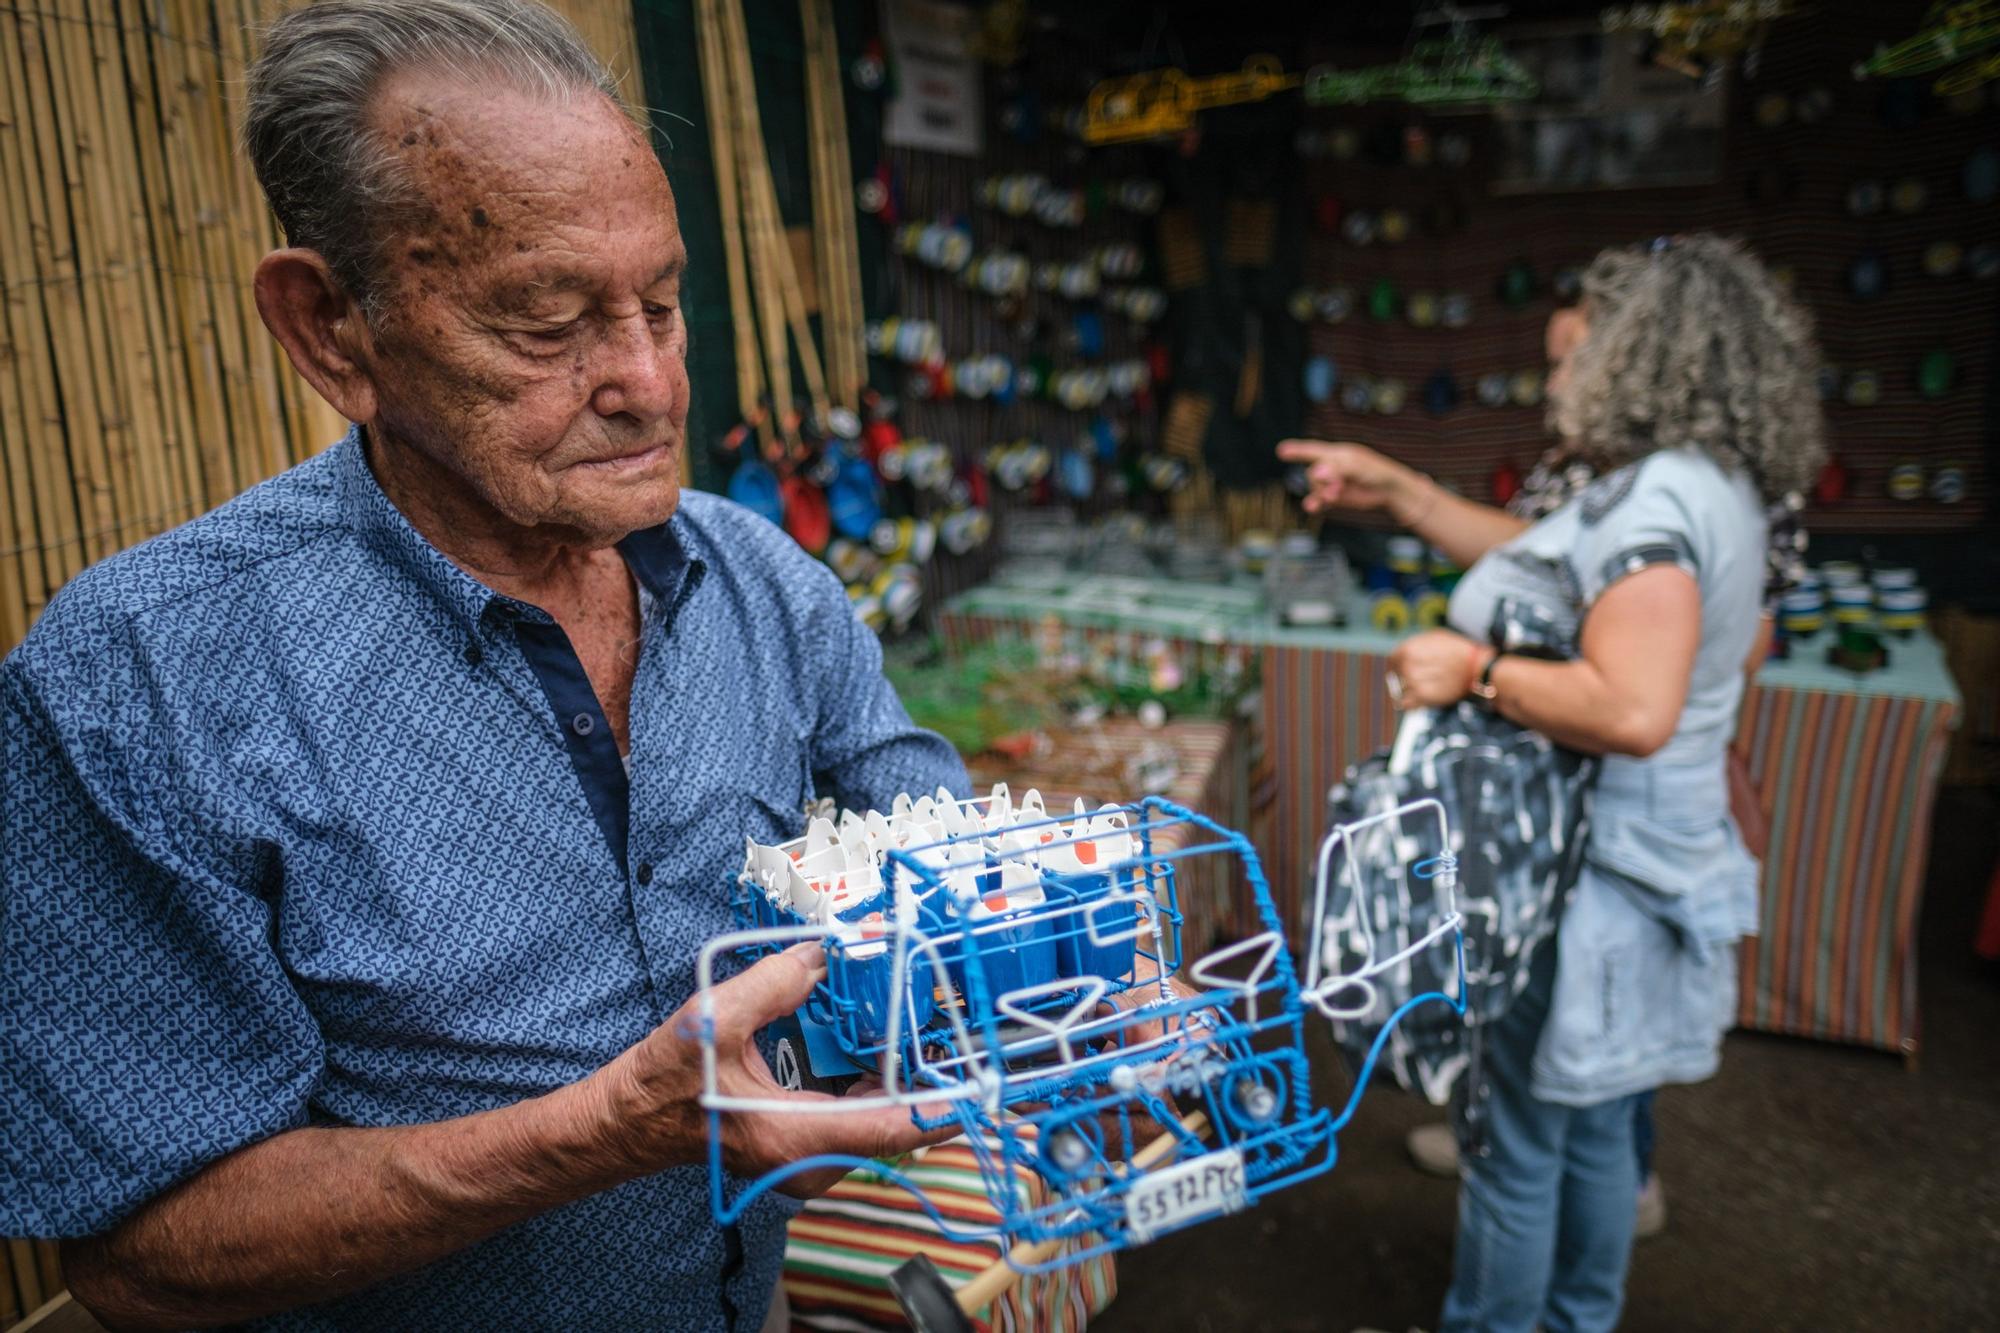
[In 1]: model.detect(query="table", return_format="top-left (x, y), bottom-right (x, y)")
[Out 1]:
top-left (942, 576), bottom-right (1963, 1059)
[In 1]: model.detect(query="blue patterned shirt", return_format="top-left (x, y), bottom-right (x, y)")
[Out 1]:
top-left (0, 427), bottom-right (967, 1329)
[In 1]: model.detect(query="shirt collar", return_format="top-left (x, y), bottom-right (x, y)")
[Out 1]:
top-left (332, 425), bottom-right (705, 638)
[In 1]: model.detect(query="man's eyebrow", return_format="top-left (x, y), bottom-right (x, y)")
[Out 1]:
top-left (498, 255), bottom-right (685, 304)
top-left (505, 271), bottom-right (594, 300)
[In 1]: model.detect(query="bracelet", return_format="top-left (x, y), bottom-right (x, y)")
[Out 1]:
top-left (1469, 645), bottom-right (1502, 707)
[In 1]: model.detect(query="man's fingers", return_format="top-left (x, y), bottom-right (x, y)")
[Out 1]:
top-left (772, 1096), bottom-right (960, 1168)
top-left (713, 942), bottom-right (827, 1040)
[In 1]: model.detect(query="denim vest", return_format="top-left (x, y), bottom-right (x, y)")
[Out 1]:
top-left (1529, 752), bottom-right (1761, 1106)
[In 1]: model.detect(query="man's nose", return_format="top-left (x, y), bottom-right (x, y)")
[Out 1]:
top-left (590, 313), bottom-right (678, 421)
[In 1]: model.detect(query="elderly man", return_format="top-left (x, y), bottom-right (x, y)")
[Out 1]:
top-left (0, 1), bottom-right (966, 1327)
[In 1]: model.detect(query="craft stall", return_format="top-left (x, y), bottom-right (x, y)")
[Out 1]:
top-left (2, 0), bottom-right (1997, 1328)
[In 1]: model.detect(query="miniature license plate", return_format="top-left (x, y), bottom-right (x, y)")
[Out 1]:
top-left (1123, 1147), bottom-right (1247, 1243)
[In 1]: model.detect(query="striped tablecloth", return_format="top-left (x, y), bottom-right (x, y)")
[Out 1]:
top-left (786, 1128), bottom-right (1116, 1332)
top-left (941, 578), bottom-right (1962, 1058)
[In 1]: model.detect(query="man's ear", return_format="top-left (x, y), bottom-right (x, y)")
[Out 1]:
top-left (253, 248), bottom-right (379, 424)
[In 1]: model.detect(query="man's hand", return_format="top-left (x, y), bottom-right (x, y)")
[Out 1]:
top-left (588, 943), bottom-right (956, 1197)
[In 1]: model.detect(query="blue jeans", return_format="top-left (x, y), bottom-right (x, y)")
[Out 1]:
top-left (1440, 945), bottom-right (1640, 1333)
top-left (1633, 1090), bottom-right (1656, 1180)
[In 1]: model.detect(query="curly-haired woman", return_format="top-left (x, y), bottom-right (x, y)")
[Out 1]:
top-left (1281, 235), bottom-right (1825, 1333)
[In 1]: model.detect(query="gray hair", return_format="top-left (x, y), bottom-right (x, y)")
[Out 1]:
top-left (1549, 234), bottom-right (1827, 501)
top-left (243, 0), bottom-right (623, 316)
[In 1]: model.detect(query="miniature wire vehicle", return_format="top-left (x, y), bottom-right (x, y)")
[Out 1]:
top-left (695, 787), bottom-right (1465, 1283)
top-left (1083, 56), bottom-right (1301, 144)
top-left (1850, 1), bottom-right (2000, 85)
top-left (1302, 36), bottom-right (1539, 107)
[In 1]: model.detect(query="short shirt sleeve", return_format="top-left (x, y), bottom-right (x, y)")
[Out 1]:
top-left (800, 556), bottom-right (969, 812)
top-left (0, 658), bottom-right (324, 1238)
top-left (1567, 454), bottom-right (1710, 610)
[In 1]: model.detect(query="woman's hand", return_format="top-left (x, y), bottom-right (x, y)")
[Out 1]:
top-left (1276, 439), bottom-right (1433, 522)
top-left (1386, 629), bottom-right (1494, 709)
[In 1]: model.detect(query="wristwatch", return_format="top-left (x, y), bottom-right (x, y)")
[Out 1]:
top-left (1469, 649), bottom-right (1503, 708)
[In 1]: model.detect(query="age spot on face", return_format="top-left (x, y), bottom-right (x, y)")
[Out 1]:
top-left (471, 206), bottom-right (490, 228)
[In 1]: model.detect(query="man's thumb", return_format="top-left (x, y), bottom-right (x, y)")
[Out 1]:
top-left (717, 942), bottom-right (827, 1038)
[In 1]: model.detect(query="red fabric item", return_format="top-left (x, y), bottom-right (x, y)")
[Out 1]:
top-left (1978, 858), bottom-right (2000, 960)
top-left (780, 476), bottom-right (831, 555)
top-left (861, 419), bottom-right (902, 464)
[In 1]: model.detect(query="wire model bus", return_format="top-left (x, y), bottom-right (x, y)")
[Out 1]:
top-left (693, 787), bottom-right (1466, 1273)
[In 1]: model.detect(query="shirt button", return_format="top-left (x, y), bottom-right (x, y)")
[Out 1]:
top-left (463, 641), bottom-right (484, 667)
top-left (572, 712), bottom-right (595, 736)
top-left (635, 861), bottom-right (654, 885)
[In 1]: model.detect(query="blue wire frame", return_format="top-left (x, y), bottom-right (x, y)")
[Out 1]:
top-left (705, 794), bottom-right (1468, 1273)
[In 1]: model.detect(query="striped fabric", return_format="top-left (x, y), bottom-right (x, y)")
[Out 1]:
top-left (1733, 681), bottom-right (1957, 1054)
top-left (785, 1128), bottom-right (1117, 1333)
top-left (1261, 644), bottom-right (1399, 934)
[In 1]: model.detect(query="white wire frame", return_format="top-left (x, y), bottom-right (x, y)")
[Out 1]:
top-left (1301, 796), bottom-right (1463, 1023)
top-left (696, 876), bottom-right (1247, 1116)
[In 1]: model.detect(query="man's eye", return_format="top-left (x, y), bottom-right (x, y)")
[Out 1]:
top-left (644, 302), bottom-right (678, 323)
top-left (525, 320), bottom-right (580, 342)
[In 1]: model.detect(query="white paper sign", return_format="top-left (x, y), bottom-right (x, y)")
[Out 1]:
top-left (882, 0), bottom-right (983, 157)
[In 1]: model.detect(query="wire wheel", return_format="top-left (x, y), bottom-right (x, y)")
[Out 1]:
top-left (773, 1035), bottom-right (805, 1092)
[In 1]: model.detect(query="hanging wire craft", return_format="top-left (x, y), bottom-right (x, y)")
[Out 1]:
top-left (1601, 1), bottom-right (1807, 79)
top-left (1082, 56), bottom-right (1302, 145)
top-left (1850, 1), bottom-right (2000, 93)
top-left (695, 788), bottom-right (1466, 1272)
top-left (1302, 36), bottom-right (1539, 107)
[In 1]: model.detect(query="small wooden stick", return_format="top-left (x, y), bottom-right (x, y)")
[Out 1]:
top-left (952, 1109), bottom-right (1212, 1315)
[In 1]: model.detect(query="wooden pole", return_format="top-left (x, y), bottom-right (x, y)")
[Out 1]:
top-left (694, 0), bottom-right (766, 432)
top-left (715, 0), bottom-right (802, 446)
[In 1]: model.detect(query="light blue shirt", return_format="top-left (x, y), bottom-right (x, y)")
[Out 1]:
top-left (0, 427), bottom-right (967, 1329)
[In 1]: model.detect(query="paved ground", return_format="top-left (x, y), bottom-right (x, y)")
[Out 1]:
top-left (1099, 789), bottom-right (2000, 1332)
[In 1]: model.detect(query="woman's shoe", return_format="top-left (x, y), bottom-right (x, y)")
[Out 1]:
top-left (1406, 1122), bottom-right (1460, 1177)
top-left (1635, 1172), bottom-right (1668, 1238)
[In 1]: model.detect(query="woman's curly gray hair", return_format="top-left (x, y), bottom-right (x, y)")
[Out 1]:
top-left (1549, 234), bottom-right (1826, 500)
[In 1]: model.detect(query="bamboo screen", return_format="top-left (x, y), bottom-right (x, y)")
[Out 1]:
top-left (0, 0), bottom-right (646, 661)
top-left (0, 4), bottom-right (646, 1320)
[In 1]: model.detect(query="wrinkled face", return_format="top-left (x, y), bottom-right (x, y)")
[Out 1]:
top-left (357, 71), bottom-right (687, 544)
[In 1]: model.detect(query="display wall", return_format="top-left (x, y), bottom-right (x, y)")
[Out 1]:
top-left (1291, 0), bottom-right (1997, 534)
